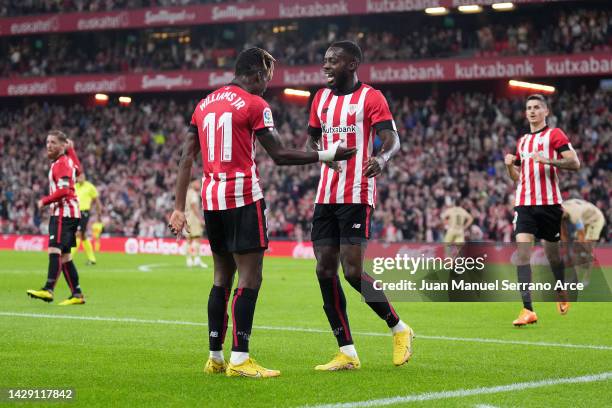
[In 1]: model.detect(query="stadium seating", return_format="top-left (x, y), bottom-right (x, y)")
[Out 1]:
top-left (1, 8), bottom-right (610, 76)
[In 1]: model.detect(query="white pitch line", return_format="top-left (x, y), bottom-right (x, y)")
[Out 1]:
top-left (137, 264), bottom-right (169, 272)
top-left (413, 334), bottom-right (612, 351)
top-left (298, 372), bottom-right (612, 408)
top-left (0, 312), bottom-right (206, 327)
top-left (1, 312), bottom-right (612, 351)
top-left (475, 405), bottom-right (501, 408)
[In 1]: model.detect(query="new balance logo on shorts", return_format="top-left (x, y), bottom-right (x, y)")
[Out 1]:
top-left (209, 331), bottom-right (219, 338)
top-left (352, 224), bottom-right (361, 229)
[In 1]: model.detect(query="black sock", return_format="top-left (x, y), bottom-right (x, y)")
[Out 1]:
top-left (62, 261), bottom-right (82, 296)
top-left (517, 264), bottom-right (533, 311)
top-left (318, 276), bottom-right (353, 347)
top-left (43, 253), bottom-right (62, 291)
top-left (346, 272), bottom-right (400, 328)
top-left (230, 287), bottom-right (259, 352)
top-left (551, 262), bottom-right (565, 293)
top-left (208, 285), bottom-right (231, 351)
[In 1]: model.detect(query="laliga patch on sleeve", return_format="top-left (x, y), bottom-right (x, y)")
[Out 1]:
top-left (263, 107), bottom-right (274, 127)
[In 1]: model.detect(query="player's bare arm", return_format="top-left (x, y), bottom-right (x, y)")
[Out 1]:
top-left (307, 128), bottom-right (321, 151)
top-left (94, 197), bottom-right (103, 221)
top-left (504, 154), bottom-right (520, 182)
top-left (306, 127), bottom-right (341, 172)
top-left (257, 127), bottom-right (356, 165)
top-left (465, 213), bottom-right (474, 229)
top-left (169, 129), bottom-right (200, 236)
top-left (534, 149), bottom-right (580, 170)
top-left (38, 176), bottom-right (72, 209)
top-left (364, 128), bottom-right (400, 178)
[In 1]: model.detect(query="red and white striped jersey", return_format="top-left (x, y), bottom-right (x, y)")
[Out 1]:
top-left (190, 84), bottom-right (272, 211)
top-left (48, 154), bottom-right (80, 218)
top-left (514, 126), bottom-right (572, 207)
top-left (309, 83), bottom-right (395, 207)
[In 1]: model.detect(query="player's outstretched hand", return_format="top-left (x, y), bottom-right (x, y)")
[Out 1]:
top-left (504, 154), bottom-right (516, 166)
top-left (168, 210), bottom-right (190, 237)
top-left (65, 138), bottom-right (74, 150)
top-left (333, 146), bottom-right (357, 161)
top-left (364, 156), bottom-right (385, 178)
top-left (533, 152), bottom-right (550, 165)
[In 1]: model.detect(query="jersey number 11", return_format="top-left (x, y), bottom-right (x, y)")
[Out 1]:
top-left (203, 112), bottom-right (233, 162)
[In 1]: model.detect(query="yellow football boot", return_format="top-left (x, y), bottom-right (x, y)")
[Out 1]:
top-left (315, 352), bottom-right (361, 371)
top-left (392, 327), bottom-right (415, 366)
top-left (204, 358), bottom-right (227, 374)
top-left (58, 296), bottom-right (85, 306)
top-left (226, 358), bottom-right (280, 378)
top-left (26, 289), bottom-right (53, 302)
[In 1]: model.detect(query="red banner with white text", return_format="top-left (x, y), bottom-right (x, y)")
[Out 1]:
top-left (1, 53), bottom-right (610, 97)
top-left (0, 0), bottom-right (566, 37)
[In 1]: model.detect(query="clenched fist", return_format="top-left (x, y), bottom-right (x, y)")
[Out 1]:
top-left (504, 154), bottom-right (517, 166)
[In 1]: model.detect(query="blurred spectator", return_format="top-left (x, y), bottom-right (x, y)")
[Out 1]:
top-left (1, 8), bottom-right (610, 77)
top-left (0, 0), bottom-right (244, 16)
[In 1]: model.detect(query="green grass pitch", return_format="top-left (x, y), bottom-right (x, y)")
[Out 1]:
top-left (1, 251), bottom-right (611, 407)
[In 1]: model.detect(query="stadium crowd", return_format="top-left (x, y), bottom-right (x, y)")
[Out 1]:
top-left (0, 0), bottom-right (232, 16)
top-left (1, 7), bottom-right (610, 77)
top-left (1, 88), bottom-right (609, 242)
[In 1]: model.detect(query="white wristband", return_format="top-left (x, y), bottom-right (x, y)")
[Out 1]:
top-left (317, 140), bottom-right (340, 162)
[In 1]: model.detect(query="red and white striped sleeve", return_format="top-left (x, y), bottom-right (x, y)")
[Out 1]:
top-left (550, 128), bottom-right (571, 152)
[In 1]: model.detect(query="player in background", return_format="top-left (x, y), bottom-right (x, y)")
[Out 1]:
top-left (168, 47), bottom-right (356, 378)
top-left (91, 221), bottom-right (104, 252)
top-left (307, 41), bottom-right (413, 371)
top-left (504, 94), bottom-right (580, 326)
top-left (27, 131), bottom-right (86, 305)
top-left (441, 203), bottom-right (474, 244)
top-left (72, 173), bottom-right (102, 265)
top-left (561, 198), bottom-right (606, 286)
top-left (185, 179), bottom-right (208, 268)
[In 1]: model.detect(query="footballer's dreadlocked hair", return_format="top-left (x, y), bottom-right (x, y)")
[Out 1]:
top-left (235, 47), bottom-right (276, 78)
top-left (330, 40), bottom-right (363, 64)
top-left (48, 129), bottom-right (68, 142)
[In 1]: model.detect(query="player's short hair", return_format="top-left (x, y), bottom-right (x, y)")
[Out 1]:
top-left (330, 40), bottom-right (363, 64)
top-left (235, 47), bottom-right (276, 78)
top-left (526, 94), bottom-right (548, 108)
top-left (48, 129), bottom-right (68, 142)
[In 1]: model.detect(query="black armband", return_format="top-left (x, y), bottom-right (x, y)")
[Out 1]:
top-left (373, 120), bottom-right (395, 132)
top-left (255, 127), bottom-right (271, 137)
top-left (556, 144), bottom-right (570, 153)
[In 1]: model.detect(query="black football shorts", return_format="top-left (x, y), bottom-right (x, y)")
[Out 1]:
top-left (204, 200), bottom-right (269, 254)
top-left (513, 205), bottom-right (563, 242)
top-left (311, 204), bottom-right (373, 246)
top-left (48, 216), bottom-right (80, 254)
